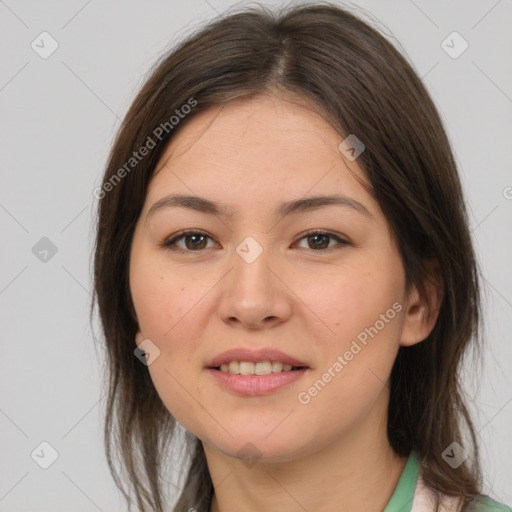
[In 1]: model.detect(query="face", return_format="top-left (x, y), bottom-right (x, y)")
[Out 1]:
top-left (129, 93), bottom-right (422, 463)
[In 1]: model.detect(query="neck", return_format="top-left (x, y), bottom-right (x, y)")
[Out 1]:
top-left (204, 399), bottom-right (407, 512)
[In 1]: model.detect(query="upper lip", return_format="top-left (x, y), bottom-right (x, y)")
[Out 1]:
top-left (207, 348), bottom-right (309, 368)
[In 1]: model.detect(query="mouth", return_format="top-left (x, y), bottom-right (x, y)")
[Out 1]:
top-left (206, 348), bottom-right (310, 395)
top-left (209, 361), bottom-right (309, 375)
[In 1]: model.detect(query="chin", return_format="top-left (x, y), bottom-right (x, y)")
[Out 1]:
top-left (203, 430), bottom-right (312, 466)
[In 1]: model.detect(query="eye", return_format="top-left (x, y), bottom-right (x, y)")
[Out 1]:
top-left (160, 230), bottom-right (218, 252)
top-left (160, 229), bottom-right (348, 253)
top-left (294, 230), bottom-right (348, 250)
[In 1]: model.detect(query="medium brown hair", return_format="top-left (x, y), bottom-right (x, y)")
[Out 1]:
top-left (91, 2), bottom-right (483, 511)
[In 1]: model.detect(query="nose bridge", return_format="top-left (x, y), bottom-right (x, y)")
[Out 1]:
top-left (217, 234), bottom-right (291, 327)
top-left (231, 234), bottom-right (274, 300)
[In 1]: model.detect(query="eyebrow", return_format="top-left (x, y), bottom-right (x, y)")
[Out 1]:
top-left (146, 193), bottom-right (373, 221)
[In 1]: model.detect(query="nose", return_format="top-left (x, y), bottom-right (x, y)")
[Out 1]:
top-left (217, 238), bottom-right (293, 330)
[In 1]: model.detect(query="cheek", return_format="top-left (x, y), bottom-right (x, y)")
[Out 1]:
top-left (130, 262), bottom-right (207, 428)
top-left (131, 277), bottom-right (178, 341)
top-left (129, 252), bottom-right (216, 395)
top-left (130, 251), bottom-right (201, 341)
top-left (299, 260), bottom-right (404, 345)
top-left (295, 258), bottom-right (405, 404)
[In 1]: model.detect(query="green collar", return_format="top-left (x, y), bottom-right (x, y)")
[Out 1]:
top-left (383, 451), bottom-right (421, 512)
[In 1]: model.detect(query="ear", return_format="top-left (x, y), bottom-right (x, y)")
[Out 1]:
top-left (400, 259), bottom-right (444, 347)
top-left (135, 330), bottom-right (144, 347)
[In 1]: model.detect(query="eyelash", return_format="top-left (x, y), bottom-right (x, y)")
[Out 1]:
top-left (159, 229), bottom-right (349, 253)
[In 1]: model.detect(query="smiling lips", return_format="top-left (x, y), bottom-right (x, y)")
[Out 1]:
top-left (207, 347), bottom-right (309, 395)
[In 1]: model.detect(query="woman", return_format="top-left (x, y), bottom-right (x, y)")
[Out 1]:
top-left (91, 3), bottom-right (511, 511)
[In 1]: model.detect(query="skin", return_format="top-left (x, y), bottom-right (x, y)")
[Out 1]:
top-left (129, 92), bottom-right (442, 512)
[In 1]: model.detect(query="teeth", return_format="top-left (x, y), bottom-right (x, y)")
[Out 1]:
top-left (218, 360), bottom-right (297, 375)
top-left (271, 361), bottom-right (283, 372)
top-left (255, 361), bottom-right (271, 375)
top-left (240, 361), bottom-right (254, 375)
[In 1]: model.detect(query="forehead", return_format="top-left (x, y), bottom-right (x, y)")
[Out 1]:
top-left (146, 93), bottom-right (373, 215)
top-left (166, 93), bottom-right (332, 143)
top-left (154, 93), bottom-right (356, 173)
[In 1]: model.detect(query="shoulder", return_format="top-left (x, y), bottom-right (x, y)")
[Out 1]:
top-left (412, 472), bottom-right (511, 512)
top-left (464, 496), bottom-right (512, 512)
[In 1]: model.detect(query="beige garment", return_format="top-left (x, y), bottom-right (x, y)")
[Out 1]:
top-left (411, 471), bottom-right (462, 512)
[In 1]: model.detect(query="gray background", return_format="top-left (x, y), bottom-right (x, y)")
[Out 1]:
top-left (1, 0), bottom-right (511, 510)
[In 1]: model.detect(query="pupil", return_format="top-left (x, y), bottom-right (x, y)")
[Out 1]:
top-left (310, 234), bottom-right (328, 249)
top-left (187, 234), bottom-right (206, 250)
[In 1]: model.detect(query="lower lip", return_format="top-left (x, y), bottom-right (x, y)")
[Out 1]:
top-left (206, 368), bottom-right (308, 396)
